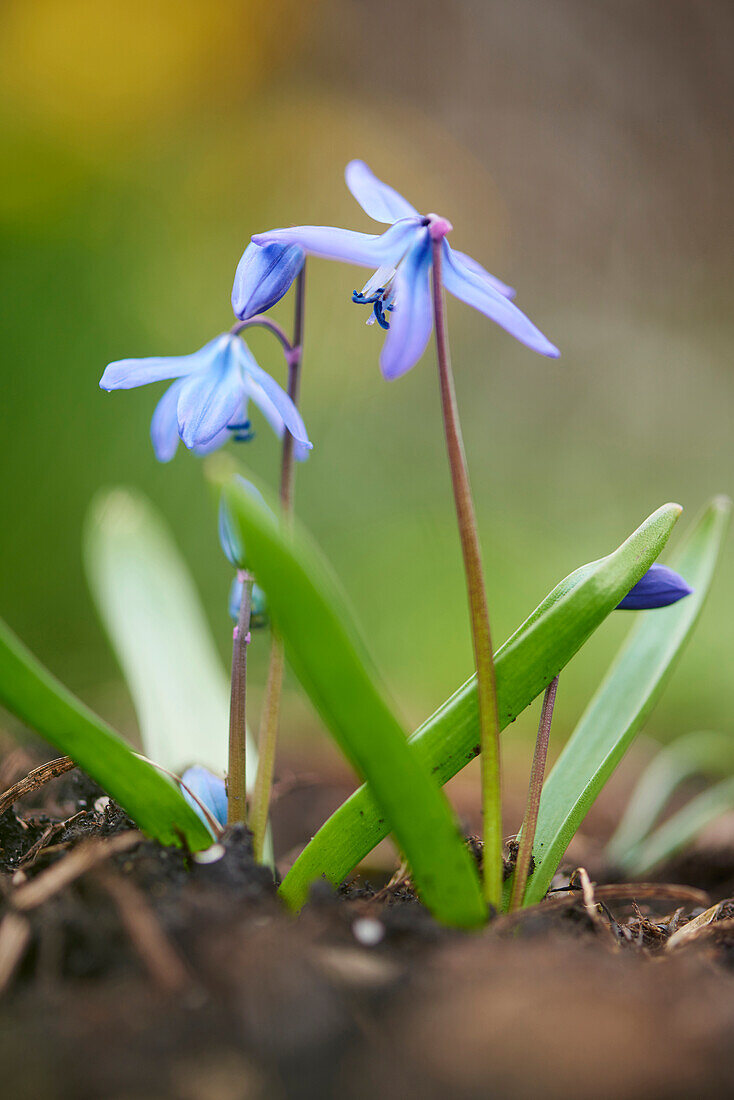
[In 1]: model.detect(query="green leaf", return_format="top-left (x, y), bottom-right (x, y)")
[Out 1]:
top-left (0, 617), bottom-right (213, 849)
top-left (607, 730), bottom-right (734, 869)
top-left (621, 775), bottom-right (734, 876)
top-left (280, 501), bottom-right (683, 911)
top-left (84, 488), bottom-right (259, 783)
top-left (217, 467), bottom-right (487, 927)
top-left (523, 496), bottom-right (731, 906)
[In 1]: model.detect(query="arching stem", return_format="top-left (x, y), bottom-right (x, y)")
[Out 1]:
top-left (508, 675), bottom-right (560, 911)
top-left (249, 264), bottom-right (306, 861)
top-left (431, 237), bottom-right (502, 910)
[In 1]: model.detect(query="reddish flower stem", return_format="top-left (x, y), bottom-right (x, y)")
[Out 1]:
top-left (227, 570), bottom-right (254, 825)
top-left (431, 238), bottom-right (502, 910)
top-left (508, 675), bottom-right (559, 911)
top-left (249, 264), bottom-right (306, 862)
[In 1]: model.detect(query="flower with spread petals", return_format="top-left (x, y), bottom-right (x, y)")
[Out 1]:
top-left (252, 160), bottom-right (559, 379)
top-left (100, 333), bottom-right (312, 463)
top-left (181, 765), bottom-right (227, 828)
top-left (231, 241), bottom-right (305, 320)
top-left (616, 564), bottom-right (693, 610)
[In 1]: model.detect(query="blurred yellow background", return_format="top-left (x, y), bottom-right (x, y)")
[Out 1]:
top-left (1, 1), bottom-right (732, 790)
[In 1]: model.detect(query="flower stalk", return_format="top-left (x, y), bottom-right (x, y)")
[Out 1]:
top-left (508, 675), bottom-right (559, 911)
top-left (249, 266), bottom-right (306, 861)
top-left (430, 237), bottom-right (503, 910)
top-left (227, 569), bottom-right (255, 825)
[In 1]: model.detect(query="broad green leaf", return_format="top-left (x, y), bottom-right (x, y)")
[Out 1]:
top-left (626, 776), bottom-right (734, 876)
top-left (281, 501), bottom-right (682, 911)
top-left (218, 468), bottom-right (487, 927)
top-left (607, 730), bottom-right (734, 868)
top-left (84, 488), bottom-right (259, 784)
top-left (0, 617), bottom-right (212, 849)
top-left (523, 496), bottom-right (731, 906)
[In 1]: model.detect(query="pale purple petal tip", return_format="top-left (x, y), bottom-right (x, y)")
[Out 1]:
top-left (442, 244), bottom-right (559, 358)
top-left (344, 160), bottom-right (420, 224)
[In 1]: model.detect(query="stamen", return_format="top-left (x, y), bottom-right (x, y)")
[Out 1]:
top-left (228, 419), bottom-right (255, 443)
top-left (353, 287), bottom-right (393, 330)
top-left (352, 288), bottom-right (385, 306)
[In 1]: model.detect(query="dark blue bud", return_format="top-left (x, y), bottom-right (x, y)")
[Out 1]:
top-left (616, 563), bottom-right (693, 610)
top-left (181, 765), bottom-right (227, 828)
top-left (231, 241), bottom-right (305, 320)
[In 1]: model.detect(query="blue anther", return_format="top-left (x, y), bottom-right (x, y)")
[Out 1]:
top-left (373, 300), bottom-right (391, 330)
top-left (352, 287), bottom-right (385, 306)
top-left (228, 418), bottom-right (255, 443)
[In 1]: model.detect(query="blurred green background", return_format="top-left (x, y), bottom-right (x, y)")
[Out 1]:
top-left (1, 0), bottom-right (732, 781)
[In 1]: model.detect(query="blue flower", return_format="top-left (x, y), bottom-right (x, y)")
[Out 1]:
top-left (252, 160), bottom-right (559, 379)
top-left (181, 765), bottom-right (227, 828)
top-left (231, 241), bottom-right (305, 320)
top-left (100, 333), bottom-right (312, 463)
top-left (616, 564), bottom-right (693, 610)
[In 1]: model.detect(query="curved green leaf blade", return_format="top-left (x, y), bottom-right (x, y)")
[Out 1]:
top-left (85, 488), bottom-right (235, 775)
top-left (217, 469), bottom-right (486, 927)
top-left (623, 775), bottom-right (734, 876)
top-left (523, 496), bottom-right (731, 906)
top-left (607, 730), bottom-right (734, 868)
top-left (0, 618), bottom-right (213, 849)
top-left (281, 502), bottom-right (682, 910)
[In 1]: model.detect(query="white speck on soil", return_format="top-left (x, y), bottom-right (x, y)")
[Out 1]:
top-left (352, 917), bottom-right (385, 947)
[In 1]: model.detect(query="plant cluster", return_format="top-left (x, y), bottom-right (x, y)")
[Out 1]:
top-left (0, 161), bottom-right (728, 925)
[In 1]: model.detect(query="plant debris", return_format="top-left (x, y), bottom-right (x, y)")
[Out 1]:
top-left (3, 762), bottom-right (734, 1098)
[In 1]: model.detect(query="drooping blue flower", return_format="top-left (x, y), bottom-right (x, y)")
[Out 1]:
top-left (181, 765), bottom-right (228, 828)
top-left (252, 160), bottom-right (559, 379)
top-left (231, 241), bottom-right (305, 320)
top-left (616, 564), bottom-right (693, 610)
top-left (100, 333), bottom-right (312, 463)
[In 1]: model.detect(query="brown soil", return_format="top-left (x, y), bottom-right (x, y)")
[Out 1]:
top-left (2, 757), bottom-right (734, 1100)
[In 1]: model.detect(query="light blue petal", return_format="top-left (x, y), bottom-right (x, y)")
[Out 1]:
top-left (237, 342), bottom-right (312, 453)
top-left (176, 338), bottom-right (244, 449)
top-left (379, 234), bottom-right (434, 380)
top-left (231, 241), bottom-right (305, 320)
top-left (238, 374), bottom-right (310, 464)
top-left (100, 336), bottom-right (226, 391)
top-left (252, 217), bottom-right (420, 269)
top-left (293, 440), bottom-right (311, 463)
top-left (149, 380), bottom-right (184, 463)
top-left (442, 244), bottom-right (559, 358)
top-left (193, 422), bottom-right (236, 457)
top-left (448, 246), bottom-right (515, 299)
top-left (181, 765), bottom-right (228, 828)
top-left (344, 160), bottom-right (420, 224)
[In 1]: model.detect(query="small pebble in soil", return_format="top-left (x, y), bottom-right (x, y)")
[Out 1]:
top-left (352, 917), bottom-right (385, 947)
top-left (94, 796), bottom-right (111, 814)
top-left (193, 843), bottom-right (226, 865)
